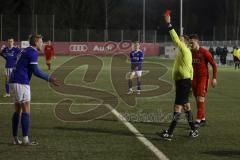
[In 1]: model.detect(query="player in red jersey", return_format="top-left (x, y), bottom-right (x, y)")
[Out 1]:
top-left (44, 40), bottom-right (55, 70)
top-left (189, 34), bottom-right (217, 127)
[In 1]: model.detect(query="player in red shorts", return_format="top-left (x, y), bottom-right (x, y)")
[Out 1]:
top-left (189, 34), bottom-right (217, 127)
top-left (44, 40), bottom-right (55, 70)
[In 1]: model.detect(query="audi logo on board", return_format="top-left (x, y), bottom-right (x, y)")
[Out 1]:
top-left (69, 44), bottom-right (88, 52)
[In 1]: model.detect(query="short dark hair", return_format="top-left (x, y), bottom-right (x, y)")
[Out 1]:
top-left (29, 34), bottom-right (43, 46)
top-left (182, 35), bottom-right (189, 41)
top-left (189, 34), bottom-right (199, 40)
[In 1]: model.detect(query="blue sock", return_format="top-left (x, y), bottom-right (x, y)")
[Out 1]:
top-left (5, 83), bottom-right (10, 94)
top-left (21, 112), bottom-right (30, 137)
top-left (12, 112), bottom-right (20, 137)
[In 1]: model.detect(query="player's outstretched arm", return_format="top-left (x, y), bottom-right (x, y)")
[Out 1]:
top-left (30, 64), bottom-right (60, 86)
top-left (49, 76), bottom-right (60, 86)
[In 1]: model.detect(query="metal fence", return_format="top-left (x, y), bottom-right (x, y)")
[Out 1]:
top-left (1, 14), bottom-right (240, 43)
top-left (0, 14), bottom-right (160, 42)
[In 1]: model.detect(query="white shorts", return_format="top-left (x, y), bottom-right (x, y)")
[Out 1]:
top-left (10, 83), bottom-right (31, 103)
top-left (131, 70), bottom-right (142, 77)
top-left (126, 70), bottom-right (142, 79)
top-left (5, 68), bottom-right (13, 77)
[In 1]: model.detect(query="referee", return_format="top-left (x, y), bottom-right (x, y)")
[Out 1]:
top-left (157, 13), bottom-right (198, 140)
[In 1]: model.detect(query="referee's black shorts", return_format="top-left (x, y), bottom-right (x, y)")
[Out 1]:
top-left (175, 78), bottom-right (192, 105)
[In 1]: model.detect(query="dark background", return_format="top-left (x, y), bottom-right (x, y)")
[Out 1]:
top-left (0, 0), bottom-right (239, 41)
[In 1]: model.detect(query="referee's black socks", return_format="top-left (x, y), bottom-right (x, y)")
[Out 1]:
top-left (168, 112), bottom-right (181, 135)
top-left (185, 110), bottom-right (195, 130)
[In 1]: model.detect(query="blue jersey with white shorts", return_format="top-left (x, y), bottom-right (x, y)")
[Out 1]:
top-left (10, 47), bottom-right (38, 85)
top-left (1, 47), bottom-right (21, 68)
top-left (130, 50), bottom-right (144, 71)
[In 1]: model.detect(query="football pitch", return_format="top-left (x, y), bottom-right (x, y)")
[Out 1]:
top-left (0, 55), bottom-right (239, 160)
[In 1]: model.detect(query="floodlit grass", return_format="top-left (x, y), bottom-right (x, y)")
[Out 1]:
top-left (0, 56), bottom-right (239, 160)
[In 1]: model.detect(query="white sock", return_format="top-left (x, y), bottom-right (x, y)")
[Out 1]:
top-left (23, 136), bottom-right (29, 143)
top-left (196, 119), bottom-right (201, 123)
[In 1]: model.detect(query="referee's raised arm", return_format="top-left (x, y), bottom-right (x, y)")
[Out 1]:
top-left (164, 14), bottom-right (189, 54)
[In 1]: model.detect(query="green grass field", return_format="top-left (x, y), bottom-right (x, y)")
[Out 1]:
top-left (0, 56), bottom-right (239, 160)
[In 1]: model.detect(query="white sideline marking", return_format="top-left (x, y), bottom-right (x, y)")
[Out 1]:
top-left (105, 104), bottom-right (169, 160)
top-left (1, 102), bottom-right (169, 159)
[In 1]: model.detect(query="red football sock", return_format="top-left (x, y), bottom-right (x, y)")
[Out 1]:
top-left (201, 102), bottom-right (206, 120)
top-left (197, 101), bottom-right (205, 120)
top-left (47, 63), bottom-right (51, 70)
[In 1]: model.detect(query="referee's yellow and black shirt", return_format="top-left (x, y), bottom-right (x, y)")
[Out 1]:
top-left (169, 29), bottom-right (193, 81)
top-left (233, 48), bottom-right (238, 57)
top-left (234, 48), bottom-right (240, 59)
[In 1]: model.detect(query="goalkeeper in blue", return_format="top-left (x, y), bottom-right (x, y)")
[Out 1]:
top-left (9, 34), bottom-right (59, 145)
top-left (127, 41), bottom-right (144, 95)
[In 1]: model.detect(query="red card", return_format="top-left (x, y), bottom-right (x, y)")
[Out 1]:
top-left (165, 10), bottom-right (171, 16)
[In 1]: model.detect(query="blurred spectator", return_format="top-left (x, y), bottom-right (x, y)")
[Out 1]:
top-left (215, 46), bottom-right (222, 57)
top-left (209, 46), bottom-right (215, 57)
top-left (221, 46), bottom-right (228, 65)
top-left (215, 46), bottom-right (222, 65)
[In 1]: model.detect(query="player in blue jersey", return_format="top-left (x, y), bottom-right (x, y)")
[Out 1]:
top-left (9, 34), bottom-right (59, 145)
top-left (0, 38), bottom-right (21, 97)
top-left (127, 41), bottom-right (144, 95)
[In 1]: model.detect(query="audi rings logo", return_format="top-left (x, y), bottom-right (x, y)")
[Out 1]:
top-left (69, 44), bottom-right (88, 52)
